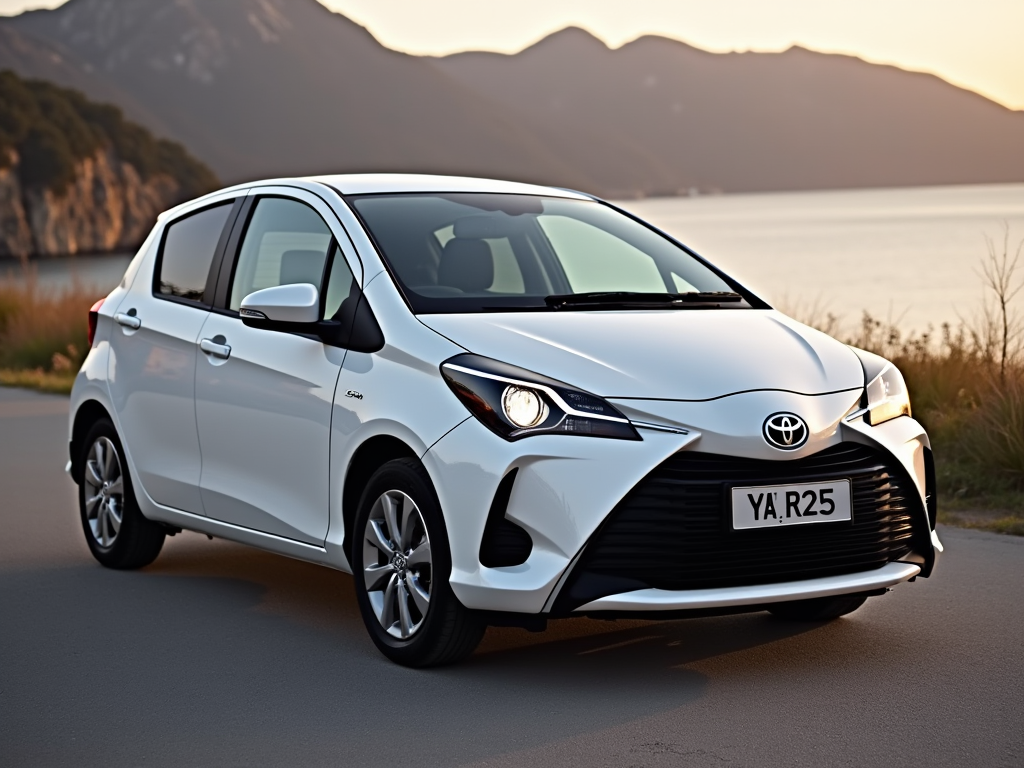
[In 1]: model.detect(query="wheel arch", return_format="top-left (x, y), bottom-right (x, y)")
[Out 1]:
top-left (70, 399), bottom-right (113, 485)
top-left (342, 435), bottom-right (419, 560)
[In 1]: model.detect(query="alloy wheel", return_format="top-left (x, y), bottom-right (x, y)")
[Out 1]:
top-left (362, 490), bottom-right (432, 639)
top-left (83, 436), bottom-right (124, 548)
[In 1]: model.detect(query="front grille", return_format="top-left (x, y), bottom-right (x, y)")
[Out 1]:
top-left (560, 443), bottom-right (923, 609)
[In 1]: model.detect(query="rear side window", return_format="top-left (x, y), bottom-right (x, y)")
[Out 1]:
top-left (157, 203), bottom-right (234, 303)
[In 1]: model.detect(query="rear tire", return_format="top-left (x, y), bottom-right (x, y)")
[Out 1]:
top-left (78, 418), bottom-right (165, 570)
top-left (768, 593), bottom-right (868, 621)
top-left (352, 458), bottom-right (485, 667)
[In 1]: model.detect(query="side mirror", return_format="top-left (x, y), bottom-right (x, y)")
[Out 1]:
top-left (240, 283), bottom-right (319, 325)
top-left (238, 281), bottom-right (385, 353)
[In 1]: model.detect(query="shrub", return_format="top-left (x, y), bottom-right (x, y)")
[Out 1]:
top-left (965, 374), bottom-right (1024, 483)
top-left (0, 269), bottom-right (100, 378)
top-left (784, 230), bottom-right (1024, 513)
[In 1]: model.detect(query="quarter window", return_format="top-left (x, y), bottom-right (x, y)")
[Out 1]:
top-left (156, 202), bottom-right (233, 303)
top-left (323, 246), bottom-right (356, 321)
top-left (229, 198), bottom-right (335, 312)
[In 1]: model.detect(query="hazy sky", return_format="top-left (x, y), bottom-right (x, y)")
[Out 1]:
top-left (2, 0), bottom-right (1022, 110)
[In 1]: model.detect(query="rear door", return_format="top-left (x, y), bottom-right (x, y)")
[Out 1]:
top-left (193, 188), bottom-right (360, 544)
top-left (109, 197), bottom-right (241, 514)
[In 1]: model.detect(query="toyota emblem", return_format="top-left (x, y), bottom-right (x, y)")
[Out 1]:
top-left (762, 412), bottom-right (809, 450)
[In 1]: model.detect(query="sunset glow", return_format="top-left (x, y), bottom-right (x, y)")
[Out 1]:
top-left (1, 0), bottom-right (1021, 110)
top-left (322, 0), bottom-right (1024, 111)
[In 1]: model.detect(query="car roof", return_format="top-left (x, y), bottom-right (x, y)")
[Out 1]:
top-left (160, 174), bottom-right (594, 222)
top-left (306, 173), bottom-right (592, 199)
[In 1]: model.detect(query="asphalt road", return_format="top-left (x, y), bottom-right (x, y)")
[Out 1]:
top-left (1, 385), bottom-right (1022, 768)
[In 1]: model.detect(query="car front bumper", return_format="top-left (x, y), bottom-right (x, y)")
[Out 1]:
top-left (423, 387), bottom-right (941, 615)
top-left (575, 561), bottom-right (921, 612)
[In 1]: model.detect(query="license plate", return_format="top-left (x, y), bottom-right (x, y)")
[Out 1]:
top-left (731, 479), bottom-right (852, 530)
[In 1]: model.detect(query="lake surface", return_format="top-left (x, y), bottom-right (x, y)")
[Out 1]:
top-left (3, 183), bottom-right (1021, 333)
top-left (1, 254), bottom-right (133, 294)
top-left (620, 183), bottom-right (1024, 333)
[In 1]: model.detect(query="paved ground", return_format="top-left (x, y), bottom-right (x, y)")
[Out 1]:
top-left (1, 386), bottom-right (1022, 768)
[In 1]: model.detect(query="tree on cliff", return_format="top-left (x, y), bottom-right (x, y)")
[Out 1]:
top-left (0, 70), bottom-right (219, 258)
top-left (0, 69), bottom-right (217, 198)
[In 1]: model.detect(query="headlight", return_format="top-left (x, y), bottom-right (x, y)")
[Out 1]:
top-left (502, 386), bottom-right (548, 428)
top-left (865, 364), bottom-right (912, 426)
top-left (441, 354), bottom-right (641, 441)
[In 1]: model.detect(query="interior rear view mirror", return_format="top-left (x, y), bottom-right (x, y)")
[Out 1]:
top-left (452, 215), bottom-right (522, 239)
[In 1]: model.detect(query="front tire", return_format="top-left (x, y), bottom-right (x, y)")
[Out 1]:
top-left (768, 593), bottom-right (868, 621)
top-left (352, 458), bottom-right (484, 667)
top-left (78, 418), bottom-right (165, 569)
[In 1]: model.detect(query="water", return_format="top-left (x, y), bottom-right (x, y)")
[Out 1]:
top-left (618, 183), bottom-right (1024, 333)
top-left (3, 184), bottom-right (1021, 332)
top-left (1, 254), bottom-right (133, 294)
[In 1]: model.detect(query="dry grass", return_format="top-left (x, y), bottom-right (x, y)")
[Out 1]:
top-left (939, 508), bottom-right (1024, 536)
top-left (779, 304), bottom-right (1024, 528)
top-left (0, 367), bottom-right (76, 394)
top-left (0, 266), bottom-right (103, 393)
top-left (3, 237), bottom-right (1022, 533)
top-left (775, 227), bottom-right (1024, 531)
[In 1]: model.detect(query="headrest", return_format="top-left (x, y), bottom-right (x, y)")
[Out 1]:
top-left (280, 249), bottom-right (328, 286)
top-left (452, 215), bottom-right (520, 240)
top-left (438, 239), bottom-right (494, 293)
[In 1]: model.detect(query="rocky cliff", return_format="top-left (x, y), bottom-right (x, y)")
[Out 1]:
top-left (0, 69), bottom-right (218, 259)
top-left (0, 146), bottom-right (182, 258)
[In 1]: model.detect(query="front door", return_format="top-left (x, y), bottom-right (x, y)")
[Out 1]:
top-left (194, 191), bottom-right (358, 544)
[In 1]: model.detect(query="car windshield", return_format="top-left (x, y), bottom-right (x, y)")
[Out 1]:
top-left (348, 193), bottom-right (753, 314)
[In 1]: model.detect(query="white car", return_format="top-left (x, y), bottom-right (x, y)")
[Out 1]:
top-left (69, 174), bottom-right (942, 666)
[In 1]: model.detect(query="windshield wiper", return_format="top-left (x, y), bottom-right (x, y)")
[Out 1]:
top-left (544, 291), bottom-right (743, 309)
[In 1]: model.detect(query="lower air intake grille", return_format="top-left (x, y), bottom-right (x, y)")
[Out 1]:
top-left (562, 443), bottom-right (922, 607)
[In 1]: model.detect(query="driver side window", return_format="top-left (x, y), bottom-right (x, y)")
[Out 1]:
top-left (229, 197), bottom-right (334, 312)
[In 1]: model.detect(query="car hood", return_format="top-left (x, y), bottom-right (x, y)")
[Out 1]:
top-left (420, 310), bottom-right (865, 400)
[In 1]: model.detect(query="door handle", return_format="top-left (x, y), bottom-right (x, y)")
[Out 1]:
top-left (200, 338), bottom-right (231, 360)
top-left (114, 312), bottom-right (142, 330)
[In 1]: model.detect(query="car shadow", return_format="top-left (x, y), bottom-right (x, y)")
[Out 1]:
top-left (147, 532), bottom-right (825, 669)
top-left (0, 532), bottom-right (868, 768)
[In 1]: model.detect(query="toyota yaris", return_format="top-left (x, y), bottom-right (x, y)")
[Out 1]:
top-left (69, 174), bottom-right (942, 666)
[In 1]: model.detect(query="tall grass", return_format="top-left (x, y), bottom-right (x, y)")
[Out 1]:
top-left (1, 233), bottom-right (1021, 522)
top-left (841, 315), bottom-right (1024, 500)
top-left (787, 229), bottom-right (1024, 518)
top-left (0, 266), bottom-right (103, 393)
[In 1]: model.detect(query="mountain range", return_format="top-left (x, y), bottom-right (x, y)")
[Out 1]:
top-left (1, 0), bottom-right (1022, 197)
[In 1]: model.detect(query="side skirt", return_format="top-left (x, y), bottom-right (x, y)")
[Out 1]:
top-left (142, 504), bottom-right (351, 573)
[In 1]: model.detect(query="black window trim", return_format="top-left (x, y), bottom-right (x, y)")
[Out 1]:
top-left (210, 194), bottom-right (256, 315)
top-left (152, 197), bottom-right (244, 310)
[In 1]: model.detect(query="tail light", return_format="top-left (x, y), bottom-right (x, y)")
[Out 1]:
top-left (87, 299), bottom-right (105, 347)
